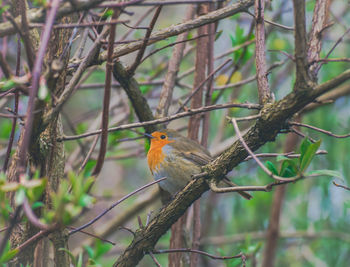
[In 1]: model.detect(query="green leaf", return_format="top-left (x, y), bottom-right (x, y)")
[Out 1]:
top-left (304, 170), bottom-right (343, 180)
top-left (0, 79), bottom-right (16, 91)
top-left (0, 249), bottom-right (18, 263)
top-left (0, 4), bottom-right (10, 16)
top-left (0, 241), bottom-right (18, 263)
top-left (102, 9), bottom-right (114, 19)
top-left (94, 240), bottom-right (113, 259)
top-left (280, 159), bottom-right (298, 177)
top-left (31, 201), bottom-right (44, 210)
top-left (215, 30), bottom-right (223, 41)
top-left (76, 252), bottom-right (83, 267)
top-left (299, 139), bottom-right (321, 172)
top-left (15, 188), bottom-right (26, 206)
top-left (78, 195), bottom-right (94, 208)
top-left (83, 245), bottom-right (95, 258)
top-left (266, 161), bottom-right (278, 175)
top-left (276, 155), bottom-right (289, 162)
top-left (0, 182), bottom-right (19, 192)
top-left (140, 85), bottom-right (151, 94)
top-left (299, 138), bottom-right (313, 165)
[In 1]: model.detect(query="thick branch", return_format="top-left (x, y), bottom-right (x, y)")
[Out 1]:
top-left (112, 61), bottom-right (157, 133)
top-left (292, 0), bottom-right (310, 90)
top-left (113, 68), bottom-right (350, 266)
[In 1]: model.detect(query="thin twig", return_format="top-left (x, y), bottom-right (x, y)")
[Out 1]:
top-left (176, 59), bottom-right (232, 113)
top-left (59, 102), bottom-right (261, 141)
top-left (231, 118), bottom-right (301, 182)
top-left (127, 6), bottom-right (162, 75)
top-left (244, 150), bottom-right (327, 161)
top-left (66, 226), bottom-right (116, 245)
top-left (149, 252), bottom-right (162, 267)
top-left (119, 7), bottom-right (156, 41)
top-left (69, 178), bottom-right (166, 235)
top-left (0, 207), bottom-right (21, 257)
top-left (42, 27), bottom-right (110, 126)
top-left (19, 0), bottom-right (35, 70)
top-left (23, 198), bottom-right (52, 230)
top-left (98, 0), bottom-right (255, 62)
top-left (141, 33), bottom-right (207, 64)
top-left (332, 181), bottom-right (350, 191)
top-left (100, 0), bottom-right (225, 7)
top-left (155, 6), bottom-right (195, 118)
top-left (2, 37), bottom-right (20, 172)
top-left (325, 28), bottom-right (350, 60)
top-left (289, 121), bottom-right (350, 138)
top-left (14, 229), bottom-right (53, 253)
top-left (152, 248), bottom-right (245, 260)
top-left (92, 9), bottom-right (119, 176)
top-left (30, 19), bottom-right (128, 29)
top-left (17, 0), bottom-right (61, 174)
top-left (246, 10), bottom-right (294, 31)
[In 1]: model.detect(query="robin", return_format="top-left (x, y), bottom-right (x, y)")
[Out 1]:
top-left (147, 129), bottom-right (252, 199)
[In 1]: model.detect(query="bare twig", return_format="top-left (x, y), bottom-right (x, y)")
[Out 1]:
top-left (92, 9), bottom-right (119, 176)
top-left (30, 19), bottom-right (128, 29)
top-left (23, 198), bottom-right (52, 230)
top-left (42, 27), bottom-right (110, 126)
top-left (202, 230), bottom-right (350, 245)
top-left (2, 37), bottom-right (20, 172)
top-left (60, 102), bottom-right (261, 141)
top-left (99, 0), bottom-right (254, 62)
top-left (149, 252), bottom-right (162, 267)
top-left (19, 0), bottom-right (35, 70)
top-left (66, 226), bottom-right (116, 245)
top-left (127, 6), bottom-right (162, 75)
top-left (0, 53), bottom-right (12, 78)
top-left (289, 121), bottom-right (350, 138)
top-left (325, 28), bottom-right (350, 60)
top-left (17, 0), bottom-right (61, 174)
top-left (119, 7), bottom-right (156, 41)
top-left (332, 181), bottom-right (350, 191)
top-left (0, 207), bottom-right (21, 257)
top-left (69, 178), bottom-right (166, 235)
top-left (78, 134), bottom-right (100, 173)
top-left (152, 248), bottom-right (245, 261)
top-left (244, 150), bottom-right (327, 161)
top-left (141, 33), bottom-right (206, 65)
top-left (177, 59), bottom-right (232, 113)
top-left (100, 0), bottom-right (225, 7)
top-left (245, 11), bottom-right (294, 31)
top-left (155, 6), bottom-right (195, 118)
top-left (231, 118), bottom-right (301, 182)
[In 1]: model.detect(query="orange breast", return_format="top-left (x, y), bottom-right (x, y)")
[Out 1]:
top-left (147, 147), bottom-right (165, 174)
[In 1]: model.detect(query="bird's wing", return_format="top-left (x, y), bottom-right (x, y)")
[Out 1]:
top-left (179, 150), bottom-right (212, 166)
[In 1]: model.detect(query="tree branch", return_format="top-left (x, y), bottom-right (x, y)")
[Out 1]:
top-left (113, 65), bottom-right (350, 266)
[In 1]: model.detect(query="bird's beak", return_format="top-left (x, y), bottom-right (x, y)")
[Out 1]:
top-left (143, 132), bottom-right (154, 139)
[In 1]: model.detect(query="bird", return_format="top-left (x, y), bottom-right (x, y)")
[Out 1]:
top-left (146, 129), bottom-right (252, 199)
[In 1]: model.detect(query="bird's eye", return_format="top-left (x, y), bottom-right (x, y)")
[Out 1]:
top-left (160, 135), bottom-right (166, 139)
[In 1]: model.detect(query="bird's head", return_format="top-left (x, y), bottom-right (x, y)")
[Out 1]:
top-left (147, 129), bottom-right (177, 150)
